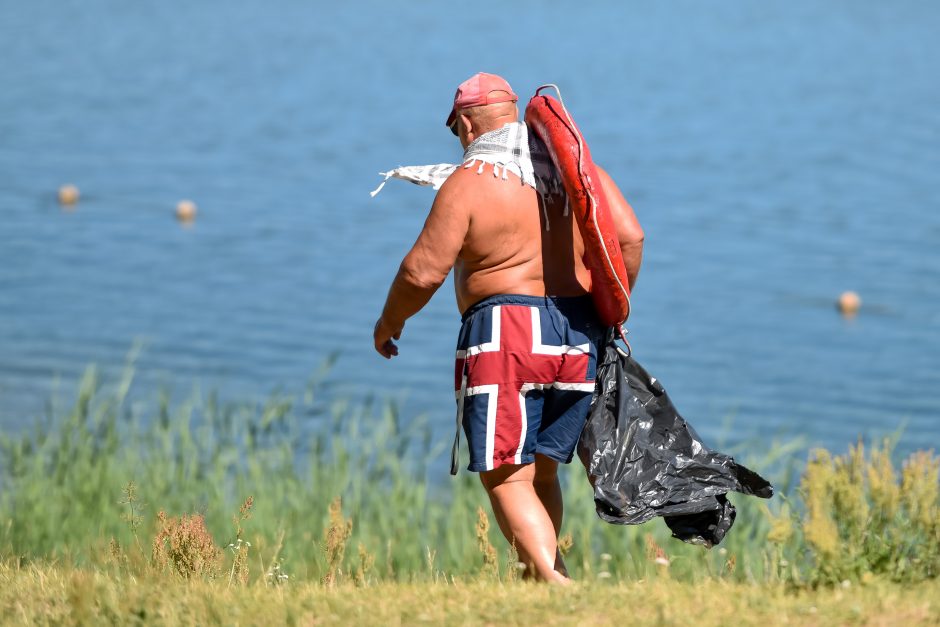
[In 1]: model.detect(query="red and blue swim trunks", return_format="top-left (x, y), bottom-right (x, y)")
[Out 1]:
top-left (453, 294), bottom-right (606, 472)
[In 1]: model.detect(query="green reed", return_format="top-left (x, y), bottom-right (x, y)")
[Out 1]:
top-left (0, 362), bottom-right (936, 586)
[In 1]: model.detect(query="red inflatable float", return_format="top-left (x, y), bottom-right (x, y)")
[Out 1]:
top-left (524, 85), bottom-right (631, 328)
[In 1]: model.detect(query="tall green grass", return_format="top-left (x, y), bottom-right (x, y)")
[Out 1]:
top-left (0, 363), bottom-right (936, 586)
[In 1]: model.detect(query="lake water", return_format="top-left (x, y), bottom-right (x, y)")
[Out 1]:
top-left (2, 0), bottom-right (938, 460)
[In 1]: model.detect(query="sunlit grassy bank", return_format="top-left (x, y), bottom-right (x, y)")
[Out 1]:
top-left (2, 565), bottom-right (938, 626)
top-left (0, 363), bottom-right (937, 595)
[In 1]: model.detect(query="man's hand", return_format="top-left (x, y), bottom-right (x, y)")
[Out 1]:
top-left (373, 318), bottom-right (403, 359)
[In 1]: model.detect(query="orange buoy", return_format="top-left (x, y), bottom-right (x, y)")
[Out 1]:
top-left (176, 199), bottom-right (197, 222)
top-left (58, 184), bottom-right (79, 206)
top-left (837, 291), bottom-right (861, 316)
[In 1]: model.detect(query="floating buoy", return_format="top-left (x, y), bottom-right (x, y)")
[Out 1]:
top-left (58, 184), bottom-right (79, 206)
top-left (176, 199), bottom-right (197, 222)
top-left (837, 291), bottom-right (861, 316)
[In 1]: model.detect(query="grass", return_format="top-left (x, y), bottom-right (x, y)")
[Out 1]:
top-left (0, 360), bottom-right (937, 623)
top-left (1, 563), bottom-right (938, 625)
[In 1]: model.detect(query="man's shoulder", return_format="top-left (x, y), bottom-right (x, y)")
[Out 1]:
top-left (436, 162), bottom-right (529, 204)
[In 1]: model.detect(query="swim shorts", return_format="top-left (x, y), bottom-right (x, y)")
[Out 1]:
top-left (453, 294), bottom-right (606, 472)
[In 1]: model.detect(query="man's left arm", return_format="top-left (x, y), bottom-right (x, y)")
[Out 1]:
top-left (374, 181), bottom-right (469, 358)
top-left (596, 166), bottom-right (644, 290)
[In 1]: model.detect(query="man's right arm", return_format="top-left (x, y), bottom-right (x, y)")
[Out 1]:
top-left (596, 166), bottom-right (644, 290)
top-left (373, 176), bottom-right (470, 358)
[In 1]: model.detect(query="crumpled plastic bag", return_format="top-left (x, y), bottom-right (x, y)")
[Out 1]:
top-left (578, 338), bottom-right (774, 546)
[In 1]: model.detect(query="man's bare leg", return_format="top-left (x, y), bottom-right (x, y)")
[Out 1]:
top-left (480, 459), bottom-right (569, 583)
top-left (484, 482), bottom-right (540, 578)
top-left (531, 454), bottom-right (569, 577)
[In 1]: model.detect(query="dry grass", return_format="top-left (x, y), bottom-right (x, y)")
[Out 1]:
top-left (0, 562), bottom-right (937, 626)
top-left (321, 497), bottom-right (353, 586)
top-left (475, 506), bottom-right (500, 580)
top-left (151, 512), bottom-right (221, 580)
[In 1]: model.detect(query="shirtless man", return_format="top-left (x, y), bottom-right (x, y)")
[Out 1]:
top-left (373, 72), bottom-right (643, 583)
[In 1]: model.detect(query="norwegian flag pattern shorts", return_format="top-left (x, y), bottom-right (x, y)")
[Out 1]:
top-left (453, 294), bottom-right (605, 472)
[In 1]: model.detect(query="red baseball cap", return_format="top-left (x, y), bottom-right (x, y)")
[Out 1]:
top-left (445, 72), bottom-right (518, 133)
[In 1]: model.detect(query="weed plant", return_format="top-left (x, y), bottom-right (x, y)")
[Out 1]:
top-left (0, 363), bottom-right (936, 587)
top-left (769, 442), bottom-right (939, 584)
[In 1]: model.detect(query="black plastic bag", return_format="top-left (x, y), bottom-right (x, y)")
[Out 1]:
top-left (578, 338), bottom-right (774, 546)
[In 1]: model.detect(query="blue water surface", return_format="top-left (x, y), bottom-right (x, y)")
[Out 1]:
top-left (1, 0), bottom-right (938, 461)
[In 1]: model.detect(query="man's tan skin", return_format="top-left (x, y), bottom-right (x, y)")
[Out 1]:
top-left (373, 91), bottom-right (644, 583)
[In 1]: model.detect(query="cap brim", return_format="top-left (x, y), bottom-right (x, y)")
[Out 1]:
top-left (445, 108), bottom-right (458, 135)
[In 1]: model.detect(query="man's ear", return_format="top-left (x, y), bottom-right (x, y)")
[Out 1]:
top-left (460, 112), bottom-right (474, 143)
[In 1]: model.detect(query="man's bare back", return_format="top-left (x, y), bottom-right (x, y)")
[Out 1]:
top-left (444, 163), bottom-right (590, 313)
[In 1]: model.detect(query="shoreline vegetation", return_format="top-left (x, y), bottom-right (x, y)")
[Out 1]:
top-left (1, 363), bottom-right (937, 624)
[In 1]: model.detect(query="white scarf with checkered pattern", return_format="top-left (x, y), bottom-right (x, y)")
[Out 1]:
top-left (370, 122), bottom-right (562, 201)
